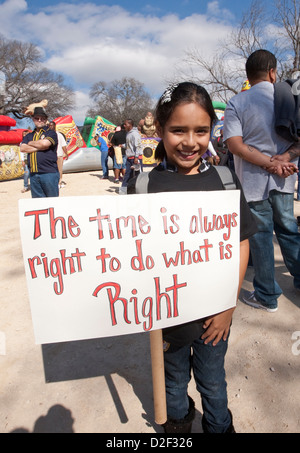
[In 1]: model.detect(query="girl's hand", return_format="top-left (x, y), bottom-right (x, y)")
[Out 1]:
top-left (201, 307), bottom-right (235, 346)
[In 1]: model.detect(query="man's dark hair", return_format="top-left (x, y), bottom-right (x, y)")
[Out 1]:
top-left (246, 49), bottom-right (277, 82)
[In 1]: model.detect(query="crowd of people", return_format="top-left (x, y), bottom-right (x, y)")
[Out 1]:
top-left (94, 119), bottom-right (143, 192)
top-left (18, 108), bottom-right (146, 197)
top-left (18, 49), bottom-right (300, 433)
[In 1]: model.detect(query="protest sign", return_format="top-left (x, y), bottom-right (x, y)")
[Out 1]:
top-left (19, 190), bottom-right (240, 344)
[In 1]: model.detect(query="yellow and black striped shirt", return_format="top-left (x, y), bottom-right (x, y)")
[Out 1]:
top-left (23, 127), bottom-right (58, 174)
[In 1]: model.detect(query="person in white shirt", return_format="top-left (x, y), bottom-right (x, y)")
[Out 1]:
top-left (49, 121), bottom-right (68, 188)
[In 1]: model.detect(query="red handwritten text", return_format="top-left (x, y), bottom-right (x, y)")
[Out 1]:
top-left (190, 208), bottom-right (238, 240)
top-left (162, 240), bottom-right (213, 267)
top-left (24, 208), bottom-right (81, 239)
top-left (92, 274), bottom-right (187, 331)
top-left (89, 208), bottom-right (151, 240)
top-left (28, 248), bottom-right (86, 295)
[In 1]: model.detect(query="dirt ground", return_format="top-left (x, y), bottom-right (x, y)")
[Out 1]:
top-left (0, 168), bottom-right (299, 434)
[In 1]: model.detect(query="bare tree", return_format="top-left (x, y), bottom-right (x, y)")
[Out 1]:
top-left (224, 0), bottom-right (268, 60)
top-left (87, 77), bottom-right (154, 126)
top-left (179, 49), bottom-right (244, 102)
top-left (273, 0), bottom-right (300, 75)
top-left (178, 0), bottom-right (300, 101)
top-left (0, 35), bottom-right (75, 119)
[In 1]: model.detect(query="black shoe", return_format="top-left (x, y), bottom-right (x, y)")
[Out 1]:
top-left (163, 396), bottom-right (195, 433)
top-left (202, 409), bottom-right (236, 433)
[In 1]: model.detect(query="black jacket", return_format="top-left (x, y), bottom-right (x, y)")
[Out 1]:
top-left (274, 79), bottom-right (300, 143)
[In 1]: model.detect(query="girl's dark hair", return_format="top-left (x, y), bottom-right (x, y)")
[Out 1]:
top-left (154, 82), bottom-right (217, 161)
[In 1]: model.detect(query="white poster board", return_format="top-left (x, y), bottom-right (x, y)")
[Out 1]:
top-left (19, 191), bottom-right (240, 344)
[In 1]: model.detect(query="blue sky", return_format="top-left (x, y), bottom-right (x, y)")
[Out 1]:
top-left (0, 0), bottom-right (273, 124)
top-left (21, 0), bottom-right (255, 20)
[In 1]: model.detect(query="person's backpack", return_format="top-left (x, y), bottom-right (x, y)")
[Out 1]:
top-left (135, 165), bottom-right (236, 194)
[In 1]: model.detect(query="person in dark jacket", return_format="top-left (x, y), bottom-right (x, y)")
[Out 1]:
top-left (20, 107), bottom-right (59, 198)
top-left (111, 124), bottom-right (127, 183)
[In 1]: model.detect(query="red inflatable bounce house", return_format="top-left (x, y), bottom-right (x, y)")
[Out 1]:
top-left (0, 115), bottom-right (29, 181)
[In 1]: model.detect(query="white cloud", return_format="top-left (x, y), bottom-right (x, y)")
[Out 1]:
top-left (206, 1), bottom-right (234, 21)
top-left (72, 90), bottom-right (91, 125)
top-left (44, 10), bottom-right (231, 90)
top-left (0, 0), bottom-right (27, 16)
top-left (0, 0), bottom-right (234, 124)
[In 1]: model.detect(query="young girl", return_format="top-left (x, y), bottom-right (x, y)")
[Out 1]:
top-left (128, 82), bottom-right (257, 433)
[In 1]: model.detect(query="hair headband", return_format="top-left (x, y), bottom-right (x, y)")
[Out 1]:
top-left (160, 83), bottom-right (179, 104)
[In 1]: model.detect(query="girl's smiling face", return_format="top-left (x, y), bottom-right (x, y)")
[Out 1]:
top-left (158, 102), bottom-right (211, 175)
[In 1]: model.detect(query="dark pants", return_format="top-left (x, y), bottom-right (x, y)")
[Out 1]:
top-left (121, 157), bottom-right (143, 187)
top-left (164, 334), bottom-right (231, 433)
top-left (30, 172), bottom-right (60, 198)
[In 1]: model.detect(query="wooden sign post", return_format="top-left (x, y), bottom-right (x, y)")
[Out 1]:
top-left (150, 329), bottom-right (167, 425)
